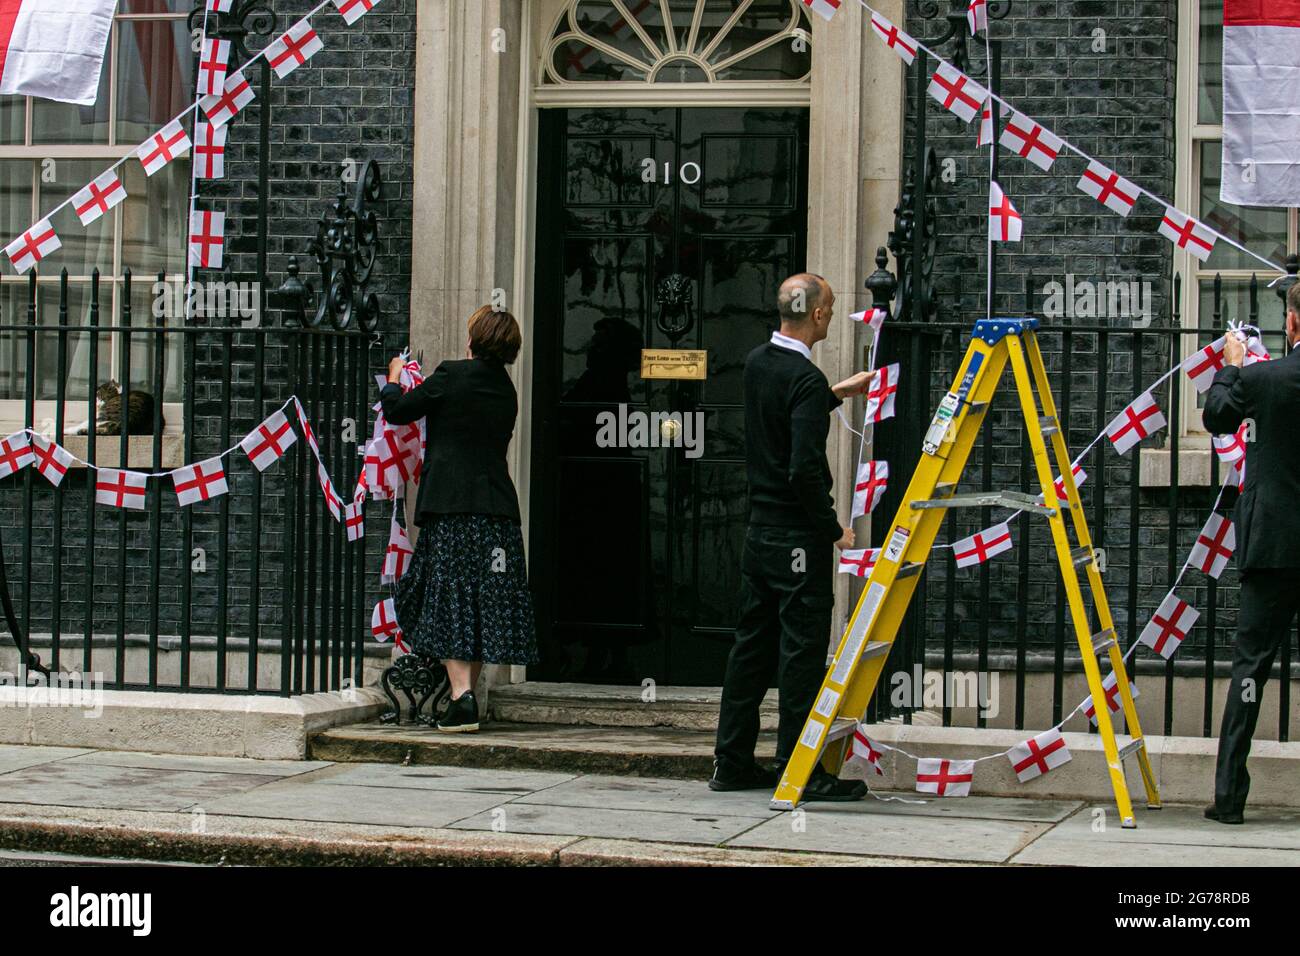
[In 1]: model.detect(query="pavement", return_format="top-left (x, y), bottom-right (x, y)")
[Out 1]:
top-left (0, 743), bottom-right (1294, 866)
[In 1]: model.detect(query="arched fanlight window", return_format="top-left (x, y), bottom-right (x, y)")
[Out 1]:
top-left (543, 0), bottom-right (812, 85)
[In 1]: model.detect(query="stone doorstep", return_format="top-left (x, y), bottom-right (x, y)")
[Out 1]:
top-left (489, 681), bottom-right (779, 731)
top-left (0, 686), bottom-right (389, 760)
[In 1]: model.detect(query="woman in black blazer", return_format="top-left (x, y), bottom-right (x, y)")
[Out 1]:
top-left (380, 306), bottom-right (537, 732)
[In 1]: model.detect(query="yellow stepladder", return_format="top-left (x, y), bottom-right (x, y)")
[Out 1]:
top-left (771, 318), bottom-right (1161, 828)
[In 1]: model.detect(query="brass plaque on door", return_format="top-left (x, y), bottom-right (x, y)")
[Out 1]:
top-left (640, 349), bottom-right (707, 380)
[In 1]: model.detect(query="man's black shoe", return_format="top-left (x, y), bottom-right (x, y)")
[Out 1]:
top-left (802, 766), bottom-right (868, 802)
top-left (1204, 804), bottom-right (1244, 825)
top-left (709, 761), bottom-right (778, 792)
top-left (436, 691), bottom-right (480, 733)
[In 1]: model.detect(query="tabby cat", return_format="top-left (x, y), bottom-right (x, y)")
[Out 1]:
top-left (73, 381), bottom-right (162, 436)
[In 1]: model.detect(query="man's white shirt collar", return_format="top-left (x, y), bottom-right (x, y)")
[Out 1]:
top-left (770, 331), bottom-right (812, 360)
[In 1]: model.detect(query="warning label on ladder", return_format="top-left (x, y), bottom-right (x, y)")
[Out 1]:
top-left (884, 525), bottom-right (910, 563)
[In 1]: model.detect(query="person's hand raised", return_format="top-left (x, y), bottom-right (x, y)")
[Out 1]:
top-left (832, 368), bottom-right (879, 400)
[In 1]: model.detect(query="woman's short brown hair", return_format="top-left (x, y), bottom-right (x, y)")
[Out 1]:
top-left (468, 305), bottom-right (522, 364)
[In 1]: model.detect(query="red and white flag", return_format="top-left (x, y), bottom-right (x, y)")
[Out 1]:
top-left (928, 63), bottom-right (986, 124)
top-left (916, 758), bottom-right (974, 797)
top-left (373, 429), bottom-right (413, 490)
top-left (170, 457), bottom-right (228, 507)
top-left (1076, 160), bottom-right (1139, 217)
top-left (189, 210), bottom-right (225, 269)
top-left (953, 522), bottom-right (1013, 569)
top-left (847, 728), bottom-right (885, 777)
top-left (383, 520), bottom-right (413, 583)
top-left (1084, 671), bottom-right (1138, 725)
top-left (71, 170), bottom-right (126, 227)
top-left (29, 433), bottom-right (72, 486)
top-left (1159, 207), bottom-right (1216, 262)
top-left (0, 431), bottom-right (33, 480)
top-left (317, 461), bottom-right (342, 521)
top-left (344, 500), bottom-right (364, 542)
top-left (333, 0), bottom-right (385, 26)
top-left (293, 399), bottom-right (322, 464)
top-left (1245, 337), bottom-right (1271, 365)
top-left (194, 122), bottom-right (227, 180)
top-left (136, 119), bottom-right (191, 177)
top-left (0, 0), bottom-right (117, 105)
top-left (1221, 1), bottom-right (1300, 206)
top-left (800, 0), bottom-right (841, 21)
top-left (1228, 458), bottom-right (1246, 493)
top-left (371, 597), bottom-right (402, 643)
top-left (1039, 462), bottom-right (1087, 505)
top-left (869, 12), bottom-right (916, 65)
top-left (999, 112), bottom-right (1063, 171)
top-left (1183, 337), bottom-right (1227, 393)
top-left (865, 363), bottom-right (899, 423)
top-left (197, 37), bottom-right (230, 97)
top-left (1139, 592), bottom-right (1199, 660)
top-left (1190, 512), bottom-right (1235, 579)
top-left (267, 18), bottom-right (324, 80)
top-left (977, 95), bottom-right (995, 147)
top-left (4, 218), bottom-right (59, 275)
top-left (241, 409), bottom-right (297, 471)
top-left (988, 181), bottom-right (1022, 242)
top-left (200, 71), bottom-right (254, 128)
top-left (95, 467), bottom-right (148, 510)
top-left (1106, 391), bottom-right (1165, 454)
top-left (851, 460), bottom-right (889, 519)
top-left (1213, 425), bottom-right (1248, 465)
top-left (967, 0), bottom-right (987, 34)
top-left (837, 548), bottom-right (879, 578)
top-left (1007, 728), bottom-right (1071, 783)
top-left (850, 307), bottom-right (887, 330)
top-left (208, 0), bottom-right (234, 11)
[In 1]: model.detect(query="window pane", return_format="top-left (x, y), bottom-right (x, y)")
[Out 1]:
top-left (30, 62), bottom-right (111, 145)
top-left (121, 0), bottom-right (195, 12)
top-left (35, 160), bottom-right (116, 277)
top-left (119, 160), bottom-right (189, 277)
top-left (129, 281), bottom-right (182, 403)
top-left (1199, 142), bottom-right (1288, 269)
top-left (0, 159), bottom-right (34, 244)
top-left (1198, 0), bottom-right (1222, 125)
top-left (0, 96), bottom-right (24, 146)
top-left (116, 17), bottom-right (194, 145)
top-left (36, 282), bottom-right (114, 404)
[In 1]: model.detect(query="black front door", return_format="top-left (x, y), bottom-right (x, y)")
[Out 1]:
top-left (530, 106), bottom-right (809, 686)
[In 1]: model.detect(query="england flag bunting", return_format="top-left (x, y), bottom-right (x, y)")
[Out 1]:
top-left (333, 0), bottom-right (386, 26)
top-left (837, 548), bottom-right (879, 578)
top-left (1182, 337), bottom-right (1227, 393)
top-left (317, 460), bottom-right (342, 521)
top-left (865, 363), bottom-right (899, 423)
top-left (5, 219), bottom-right (60, 275)
top-left (869, 12), bottom-right (917, 65)
top-left (194, 122), bottom-right (227, 180)
top-left (371, 597), bottom-right (402, 644)
top-left (847, 728), bottom-right (885, 777)
top-left (852, 460), bottom-right (889, 519)
top-left (201, 72), bottom-right (255, 129)
top-left (916, 757), bottom-right (975, 797)
top-left (1245, 337), bottom-right (1271, 365)
top-left (1213, 424), bottom-right (1248, 465)
top-left (170, 457), bottom-right (229, 507)
top-left (208, 0), bottom-right (235, 11)
top-left (294, 398), bottom-right (322, 463)
top-left (197, 38), bottom-right (231, 98)
top-left (989, 181), bottom-right (1022, 242)
top-left (0, 431), bottom-right (33, 480)
top-left (1228, 458), bottom-right (1246, 493)
top-left (1084, 671), bottom-right (1138, 725)
top-left (96, 468), bottom-right (149, 511)
top-left (953, 521), bottom-right (1013, 569)
top-left (1190, 512), bottom-right (1235, 579)
top-left (189, 210), bottom-right (225, 270)
top-left (29, 434), bottom-right (73, 487)
top-left (850, 307), bottom-right (887, 331)
top-left (240, 409), bottom-right (297, 472)
top-left (136, 120), bottom-right (191, 177)
top-left (967, 0), bottom-right (987, 34)
top-left (383, 519), bottom-right (413, 584)
top-left (1159, 207), bottom-right (1217, 262)
top-left (999, 112), bottom-right (1063, 172)
top-left (344, 501), bottom-right (365, 542)
top-left (1076, 161), bottom-right (1139, 217)
top-left (1040, 462), bottom-right (1087, 505)
top-left (1105, 391), bottom-right (1165, 455)
top-left (374, 428), bottom-right (413, 490)
top-left (72, 171), bottom-right (127, 227)
top-left (1007, 728), bottom-right (1071, 783)
top-left (1139, 592), bottom-right (1200, 660)
top-left (267, 19), bottom-right (325, 80)
top-left (800, 0), bottom-right (842, 21)
top-left (977, 95), bottom-right (995, 147)
top-left (928, 63), bottom-right (986, 124)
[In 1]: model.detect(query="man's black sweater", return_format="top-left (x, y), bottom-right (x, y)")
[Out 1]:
top-left (743, 341), bottom-right (843, 543)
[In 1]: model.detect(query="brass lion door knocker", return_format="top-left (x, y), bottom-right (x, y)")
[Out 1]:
top-left (655, 274), bottom-right (696, 345)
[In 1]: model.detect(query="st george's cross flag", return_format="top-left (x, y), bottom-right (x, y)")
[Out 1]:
top-left (72, 170), bottom-right (126, 227)
top-left (194, 122), bottom-right (227, 180)
top-left (865, 363), bottom-right (899, 423)
top-left (29, 433), bottom-right (72, 486)
top-left (197, 37), bottom-right (230, 98)
top-left (189, 210), bottom-right (225, 269)
top-left (208, 0), bottom-right (234, 11)
top-left (0, 0), bottom-right (117, 105)
top-left (800, 0), bottom-right (841, 21)
top-left (953, 522), bottom-right (1013, 569)
top-left (977, 95), bottom-right (995, 147)
top-left (1039, 462), bottom-right (1087, 505)
top-left (846, 728), bottom-right (886, 777)
top-left (316, 461), bottom-right (342, 521)
top-left (1077, 160), bottom-right (1139, 217)
top-left (333, 0), bottom-right (386, 26)
top-left (1221, 1), bottom-right (1300, 206)
top-left (241, 409), bottom-right (297, 471)
top-left (851, 460), bottom-right (889, 519)
top-left (929, 63), bottom-right (986, 124)
top-left (1084, 670), bottom-right (1139, 725)
top-left (1139, 592), bottom-right (1200, 659)
top-left (200, 71), bottom-right (254, 128)
top-left (266, 18), bottom-right (324, 80)
top-left (916, 758), bottom-right (975, 797)
top-left (850, 307), bottom-right (888, 330)
top-left (1212, 423), bottom-right (1249, 464)
top-left (869, 12), bottom-right (917, 65)
top-left (0, 430), bottom-right (32, 479)
top-left (1183, 336), bottom-right (1228, 393)
top-left (1245, 336), bottom-right (1271, 365)
top-left (837, 548), bottom-right (879, 578)
top-left (1190, 512), bottom-right (1236, 579)
top-left (1106, 391), bottom-right (1165, 454)
top-left (967, 0), bottom-right (987, 34)
top-left (344, 501), bottom-right (365, 542)
top-left (1159, 206), bottom-right (1217, 262)
top-left (95, 467), bottom-right (149, 510)
top-left (1000, 112), bottom-right (1064, 172)
top-left (1007, 728), bottom-right (1072, 783)
top-left (170, 457), bottom-right (229, 507)
top-left (989, 181), bottom-right (1022, 242)
top-left (1228, 457), bottom-right (1246, 493)
top-left (382, 519), bottom-right (413, 583)
top-left (4, 218), bottom-right (59, 274)
top-left (371, 597), bottom-right (402, 643)
top-left (136, 119), bottom-right (191, 177)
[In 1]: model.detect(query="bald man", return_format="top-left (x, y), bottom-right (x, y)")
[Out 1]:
top-left (711, 273), bottom-right (876, 800)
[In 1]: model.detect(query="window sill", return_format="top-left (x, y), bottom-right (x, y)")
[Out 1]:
top-left (48, 434), bottom-right (187, 471)
top-left (1138, 446), bottom-right (1216, 488)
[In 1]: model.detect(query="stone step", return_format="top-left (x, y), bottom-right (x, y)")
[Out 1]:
top-left (487, 681), bottom-right (778, 732)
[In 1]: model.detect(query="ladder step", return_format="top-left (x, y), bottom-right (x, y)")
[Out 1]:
top-left (1039, 415), bottom-right (1060, 436)
top-left (895, 562), bottom-right (924, 580)
top-left (912, 490), bottom-right (1055, 516)
top-left (1090, 628), bottom-right (1117, 654)
top-left (826, 717), bottom-right (858, 742)
top-left (1072, 546), bottom-right (1095, 568)
top-left (934, 481), bottom-right (958, 499)
top-left (1117, 737), bottom-right (1145, 761)
top-left (825, 641), bottom-right (890, 668)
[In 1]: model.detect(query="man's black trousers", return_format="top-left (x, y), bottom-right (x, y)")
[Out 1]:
top-left (715, 525), bottom-right (834, 774)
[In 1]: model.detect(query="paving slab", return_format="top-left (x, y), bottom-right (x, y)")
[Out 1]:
top-left (557, 838), bottom-right (938, 867)
top-left (728, 805), bottom-right (1053, 863)
top-left (64, 750), bottom-right (331, 777)
top-left (805, 793), bottom-right (1085, 824)
top-left (1012, 802), bottom-right (1300, 852)
top-left (515, 774), bottom-right (783, 818)
top-left (201, 781), bottom-right (513, 829)
top-left (450, 801), bottom-right (772, 845)
top-left (314, 762), bottom-right (578, 794)
top-left (0, 761), bottom-right (272, 812)
top-left (0, 744), bottom-right (93, 774)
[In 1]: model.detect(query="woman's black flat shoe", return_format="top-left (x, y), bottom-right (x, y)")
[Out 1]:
top-left (436, 691), bottom-right (480, 733)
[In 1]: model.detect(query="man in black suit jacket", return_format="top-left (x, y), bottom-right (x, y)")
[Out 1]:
top-left (1202, 281), bottom-right (1300, 824)
top-left (711, 273), bottom-right (876, 800)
